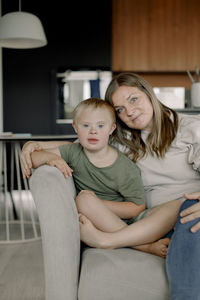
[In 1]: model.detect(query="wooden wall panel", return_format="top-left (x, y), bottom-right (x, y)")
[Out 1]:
top-left (112, 0), bottom-right (200, 72)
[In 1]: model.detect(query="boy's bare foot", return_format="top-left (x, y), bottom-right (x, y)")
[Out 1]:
top-left (79, 214), bottom-right (113, 249)
top-left (149, 238), bottom-right (170, 258)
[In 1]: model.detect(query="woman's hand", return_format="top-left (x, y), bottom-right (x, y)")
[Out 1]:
top-left (180, 192), bottom-right (200, 232)
top-left (20, 141), bottom-right (42, 178)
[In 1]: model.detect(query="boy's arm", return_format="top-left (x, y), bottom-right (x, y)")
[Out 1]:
top-left (110, 161), bottom-right (146, 219)
top-left (31, 147), bottom-right (60, 168)
top-left (31, 148), bottom-right (73, 178)
top-left (20, 140), bottom-right (73, 178)
top-left (102, 200), bottom-right (145, 219)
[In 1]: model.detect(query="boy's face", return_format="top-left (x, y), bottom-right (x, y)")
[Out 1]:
top-left (73, 107), bottom-right (116, 152)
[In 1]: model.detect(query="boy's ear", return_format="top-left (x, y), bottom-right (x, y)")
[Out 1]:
top-left (110, 123), bottom-right (116, 135)
top-left (72, 121), bottom-right (78, 133)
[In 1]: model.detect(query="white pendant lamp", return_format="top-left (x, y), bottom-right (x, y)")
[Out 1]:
top-left (0, 0), bottom-right (47, 49)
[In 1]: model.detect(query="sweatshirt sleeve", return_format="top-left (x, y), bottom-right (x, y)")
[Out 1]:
top-left (178, 114), bottom-right (200, 171)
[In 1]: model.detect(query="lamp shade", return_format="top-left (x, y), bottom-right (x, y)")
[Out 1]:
top-left (0, 11), bottom-right (47, 49)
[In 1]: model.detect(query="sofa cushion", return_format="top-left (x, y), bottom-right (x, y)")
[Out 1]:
top-left (79, 247), bottom-right (169, 300)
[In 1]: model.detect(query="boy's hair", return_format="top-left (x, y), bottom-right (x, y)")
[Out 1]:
top-left (73, 98), bottom-right (116, 123)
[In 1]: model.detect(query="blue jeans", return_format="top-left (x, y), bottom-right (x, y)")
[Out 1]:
top-left (166, 199), bottom-right (200, 300)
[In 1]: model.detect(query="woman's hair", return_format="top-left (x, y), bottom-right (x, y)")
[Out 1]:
top-left (73, 97), bottom-right (116, 124)
top-left (105, 72), bottom-right (178, 162)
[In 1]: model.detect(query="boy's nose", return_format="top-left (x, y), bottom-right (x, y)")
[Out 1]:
top-left (89, 126), bottom-right (97, 133)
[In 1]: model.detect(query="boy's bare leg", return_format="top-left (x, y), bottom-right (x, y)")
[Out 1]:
top-left (79, 199), bottom-right (182, 250)
top-left (79, 213), bottom-right (171, 257)
top-left (75, 190), bottom-right (127, 232)
top-left (76, 190), bottom-right (179, 257)
top-left (76, 191), bottom-right (170, 257)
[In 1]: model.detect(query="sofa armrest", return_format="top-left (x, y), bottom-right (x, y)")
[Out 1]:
top-left (30, 165), bottom-right (80, 300)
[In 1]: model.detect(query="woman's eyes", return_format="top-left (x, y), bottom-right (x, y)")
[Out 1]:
top-left (130, 97), bottom-right (137, 103)
top-left (116, 98), bottom-right (138, 114)
top-left (116, 107), bottom-right (124, 114)
top-left (83, 124), bottom-right (89, 127)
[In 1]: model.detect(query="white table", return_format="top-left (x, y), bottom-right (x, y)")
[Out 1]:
top-left (0, 134), bottom-right (77, 243)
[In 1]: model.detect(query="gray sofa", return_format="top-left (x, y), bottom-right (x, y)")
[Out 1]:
top-left (30, 165), bottom-right (170, 300)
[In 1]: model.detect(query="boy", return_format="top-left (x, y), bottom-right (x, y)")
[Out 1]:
top-left (31, 98), bottom-right (171, 257)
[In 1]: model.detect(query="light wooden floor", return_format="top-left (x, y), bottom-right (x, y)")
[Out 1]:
top-left (0, 191), bottom-right (45, 300)
top-left (0, 240), bottom-right (45, 300)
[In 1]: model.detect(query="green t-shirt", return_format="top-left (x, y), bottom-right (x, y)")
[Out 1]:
top-left (59, 143), bottom-right (145, 206)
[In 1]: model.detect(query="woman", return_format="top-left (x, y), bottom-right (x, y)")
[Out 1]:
top-left (102, 72), bottom-right (200, 299)
top-left (21, 73), bottom-right (200, 299)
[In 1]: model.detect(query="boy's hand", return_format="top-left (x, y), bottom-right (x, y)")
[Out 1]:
top-left (47, 157), bottom-right (73, 177)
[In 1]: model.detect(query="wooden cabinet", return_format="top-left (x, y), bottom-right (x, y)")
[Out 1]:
top-left (112, 0), bottom-right (200, 72)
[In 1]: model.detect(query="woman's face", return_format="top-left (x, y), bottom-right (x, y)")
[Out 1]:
top-left (111, 85), bottom-right (154, 131)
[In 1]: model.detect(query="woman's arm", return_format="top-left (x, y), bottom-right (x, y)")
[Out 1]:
top-left (180, 192), bottom-right (200, 232)
top-left (20, 140), bottom-right (71, 178)
top-left (102, 200), bottom-right (146, 219)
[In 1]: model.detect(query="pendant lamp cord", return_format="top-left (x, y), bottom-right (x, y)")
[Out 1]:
top-left (19, 0), bottom-right (21, 12)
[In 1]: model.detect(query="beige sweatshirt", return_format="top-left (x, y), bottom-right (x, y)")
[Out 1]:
top-left (136, 113), bottom-right (200, 208)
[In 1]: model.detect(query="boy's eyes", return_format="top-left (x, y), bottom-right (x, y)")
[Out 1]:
top-left (82, 124), bottom-right (104, 128)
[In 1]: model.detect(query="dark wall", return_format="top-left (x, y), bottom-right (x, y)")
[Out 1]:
top-left (2, 0), bottom-right (112, 134)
